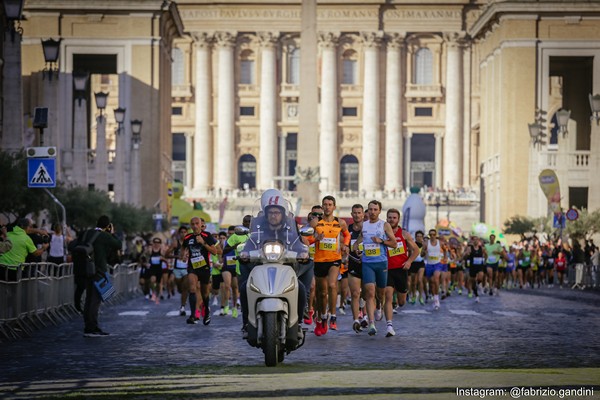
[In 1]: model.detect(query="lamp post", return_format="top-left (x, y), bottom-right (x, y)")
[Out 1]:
top-left (113, 107), bottom-right (127, 202)
top-left (446, 194), bottom-right (450, 221)
top-left (41, 39), bottom-right (60, 80)
top-left (555, 108), bottom-right (571, 138)
top-left (72, 71), bottom-right (88, 106)
top-left (130, 119), bottom-right (142, 205)
top-left (72, 72), bottom-right (89, 187)
top-left (590, 94), bottom-right (600, 125)
top-left (3, 0), bottom-right (24, 42)
top-left (1, 0), bottom-right (24, 151)
top-left (94, 92), bottom-right (109, 192)
top-left (434, 195), bottom-right (441, 225)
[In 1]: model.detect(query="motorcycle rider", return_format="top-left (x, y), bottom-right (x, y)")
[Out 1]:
top-left (238, 189), bottom-right (309, 338)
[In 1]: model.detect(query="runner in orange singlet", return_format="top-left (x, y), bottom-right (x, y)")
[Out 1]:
top-left (310, 195), bottom-right (350, 336)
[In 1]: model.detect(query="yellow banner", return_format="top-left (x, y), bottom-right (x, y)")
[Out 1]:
top-left (538, 169), bottom-right (561, 213)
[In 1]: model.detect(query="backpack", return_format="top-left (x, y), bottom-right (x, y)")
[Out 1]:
top-left (72, 230), bottom-right (101, 278)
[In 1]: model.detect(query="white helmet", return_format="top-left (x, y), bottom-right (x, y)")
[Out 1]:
top-left (260, 188), bottom-right (286, 213)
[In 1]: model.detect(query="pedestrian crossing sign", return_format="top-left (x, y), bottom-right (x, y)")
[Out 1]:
top-left (28, 158), bottom-right (56, 188)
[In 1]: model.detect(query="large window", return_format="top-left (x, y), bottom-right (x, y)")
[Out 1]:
top-left (340, 155), bottom-right (359, 191)
top-left (342, 50), bottom-right (358, 85)
top-left (238, 154), bottom-right (257, 189)
top-left (240, 50), bottom-right (255, 85)
top-left (172, 48), bottom-right (184, 86)
top-left (288, 48), bottom-right (300, 84)
top-left (414, 48), bottom-right (433, 85)
top-left (173, 133), bottom-right (186, 161)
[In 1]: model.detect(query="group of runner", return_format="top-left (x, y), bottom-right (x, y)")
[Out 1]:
top-left (135, 194), bottom-right (600, 337)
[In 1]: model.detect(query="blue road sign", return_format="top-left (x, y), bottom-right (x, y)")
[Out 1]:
top-left (553, 213), bottom-right (566, 229)
top-left (28, 158), bottom-right (56, 188)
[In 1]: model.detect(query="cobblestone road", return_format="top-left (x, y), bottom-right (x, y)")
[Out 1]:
top-left (1, 287), bottom-right (600, 399)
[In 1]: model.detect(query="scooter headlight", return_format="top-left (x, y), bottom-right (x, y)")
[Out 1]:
top-left (282, 277), bottom-right (296, 294)
top-left (262, 241), bottom-right (284, 262)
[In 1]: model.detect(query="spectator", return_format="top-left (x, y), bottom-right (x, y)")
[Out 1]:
top-left (0, 225), bottom-right (13, 255)
top-left (47, 223), bottom-right (71, 265)
top-left (0, 218), bottom-right (49, 281)
top-left (78, 215), bottom-right (122, 337)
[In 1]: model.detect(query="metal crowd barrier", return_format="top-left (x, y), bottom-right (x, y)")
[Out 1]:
top-left (0, 262), bottom-right (140, 342)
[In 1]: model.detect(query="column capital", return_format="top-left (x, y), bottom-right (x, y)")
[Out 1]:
top-left (443, 31), bottom-right (467, 48)
top-left (317, 31), bottom-right (339, 49)
top-left (257, 31), bottom-right (280, 48)
top-left (386, 32), bottom-right (406, 50)
top-left (192, 32), bottom-right (213, 48)
top-left (404, 132), bottom-right (413, 139)
top-left (215, 31), bottom-right (237, 48)
top-left (360, 31), bottom-right (384, 48)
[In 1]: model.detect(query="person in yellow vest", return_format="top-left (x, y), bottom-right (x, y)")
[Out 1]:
top-left (309, 195), bottom-right (351, 336)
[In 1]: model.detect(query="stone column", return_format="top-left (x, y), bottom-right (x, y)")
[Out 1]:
top-left (94, 115), bottom-right (108, 192)
top-left (279, 131), bottom-right (287, 189)
top-left (435, 132), bottom-right (443, 189)
top-left (215, 31), bottom-right (237, 190)
top-left (258, 31), bottom-right (279, 190)
top-left (318, 32), bottom-right (339, 192)
top-left (404, 133), bottom-right (412, 188)
top-left (1, 32), bottom-right (23, 151)
top-left (361, 31), bottom-right (383, 192)
top-left (385, 33), bottom-right (404, 191)
top-left (72, 99), bottom-right (88, 188)
top-left (443, 32), bottom-right (465, 189)
top-left (185, 133), bottom-right (193, 189)
top-left (193, 33), bottom-right (213, 192)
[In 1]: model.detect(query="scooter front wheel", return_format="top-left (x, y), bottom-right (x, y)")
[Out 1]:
top-left (263, 312), bottom-right (280, 367)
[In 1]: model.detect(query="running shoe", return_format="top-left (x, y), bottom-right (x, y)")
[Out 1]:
top-left (145, 294), bottom-right (151, 300)
top-left (418, 297), bottom-right (425, 305)
top-left (203, 312), bottom-right (211, 325)
top-left (195, 309), bottom-right (201, 320)
top-left (368, 323), bottom-right (377, 336)
top-left (160, 295), bottom-right (165, 300)
top-left (386, 324), bottom-right (395, 337)
top-left (320, 317), bottom-right (329, 335)
top-left (179, 306), bottom-right (186, 316)
top-left (83, 329), bottom-right (110, 337)
top-left (393, 307), bottom-right (398, 315)
top-left (232, 308), bottom-right (238, 318)
top-left (186, 316), bottom-right (197, 324)
top-left (458, 289), bottom-right (463, 295)
top-left (224, 305), bottom-right (230, 316)
top-left (409, 298), bottom-right (416, 305)
top-left (467, 293), bottom-right (473, 299)
top-left (475, 296), bottom-right (480, 303)
top-left (338, 306), bottom-right (346, 316)
top-left (353, 320), bottom-right (362, 333)
top-left (303, 309), bottom-right (314, 325)
top-left (220, 308), bottom-right (225, 316)
top-left (360, 317), bottom-right (369, 329)
top-left (489, 288), bottom-right (493, 296)
top-left (375, 308), bottom-right (383, 321)
top-left (212, 296), bottom-right (219, 306)
top-left (314, 321), bottom-right (323, 336)
top-left (329, 316), bottom-right (338, 331)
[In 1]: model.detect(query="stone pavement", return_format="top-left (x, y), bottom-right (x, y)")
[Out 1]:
top-left (1, 285), bottom-right (599, 399)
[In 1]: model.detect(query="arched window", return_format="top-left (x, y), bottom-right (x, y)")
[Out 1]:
top-left (172, 48), bottom-right (184, 86)
top-left (240, 49), bottom-right (255, 85)
top-left (549, 112), bottom-right (559, 145)
top-left (288, 48), bottom-right (300, 84)
top-left (342, 50), bottom-right (358, 85)
top-left (414, 47), bottom-right (433, 85)
top-left (340, 155), bottom-right (359, 191)
top-left (238, 154), bottom-right (256, 189)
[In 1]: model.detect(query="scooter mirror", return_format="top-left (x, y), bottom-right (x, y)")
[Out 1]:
top-left (235, 225), bottom-right (250, 235)
top-left (299, 226), bottom-right (314, 237)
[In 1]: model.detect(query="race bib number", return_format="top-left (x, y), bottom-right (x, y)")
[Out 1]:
top-left (191, 255), bottom-right (207, 269)
top-left (309, 244), bottom-right (315, 257)
top-left (176, 259), bottom-right (187, 269)
top-left (525, 257), bottom-right (530, 262)
top-left (388, 242), bottom-right (405, 257)
top-left (428, 255), bottom-right (440, 263)
top-left (319, 237), bottom-right (338, 251)
top-left (226, 256), bottom-right (236, 266)
top-left (473, 257), bottom-right (484, 265)
top-left (364, 243), bottom-right (381, 257)
top-left (487, 255), bottom-right (497, 263)
top-left (161, 261), bottom-right (168, 270)
top-left (548, 259), bottom-right (554, 265)
top-left (151, 256), bottom-right (161, 265)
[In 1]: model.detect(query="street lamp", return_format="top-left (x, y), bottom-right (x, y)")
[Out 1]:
top-left (94, 92), bottom-right (108, 115)
top-left (3, 0), bottom-right (24, 42)
top-left (72, 71), bottom-right (88, 106)
top-left (590, 93), bottom-right (600, 126)
top-left (131, 119), bottom-right (142, 145)
top-left (114, 107), bottom-right (126, 134)
top-left (555, 108), bottom-right (570, 138)
top-left (528, 121), bottom-right (546, 149)
top-left (434, 196), bottom-right (441, 224)
top-left (41, 38), bottom-right (61, 80)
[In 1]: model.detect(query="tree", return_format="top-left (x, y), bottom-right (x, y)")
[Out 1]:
top-left (503, 215), bottom-right (536, 240)
top-left (54, 186), bottom-right (112, 231)
top-left (0, 151), bottom-right (48, 222)
top-left (565, 208), bottom-right (600, 241)
top-left (109, 202), bottom-right (153, 235)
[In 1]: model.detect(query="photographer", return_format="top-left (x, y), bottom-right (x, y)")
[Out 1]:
top-left (0, 218), bottom-right (49, 281)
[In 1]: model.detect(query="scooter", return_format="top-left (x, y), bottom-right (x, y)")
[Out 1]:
top-left (239, 224), bottom-right (313, 367)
